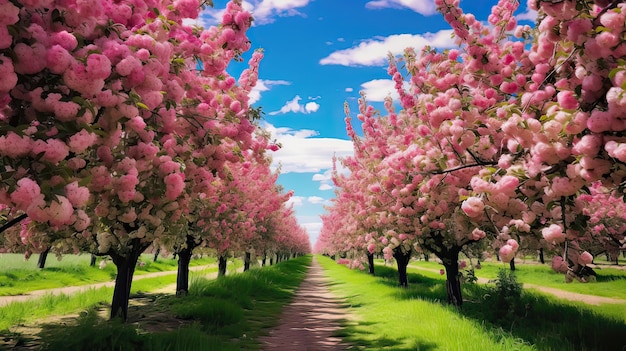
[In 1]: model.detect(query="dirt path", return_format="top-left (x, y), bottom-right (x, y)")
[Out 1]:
top-left (259, 257), bottom-right (352, 351)
top-left (0, 264), bottom-right (216, 307)
top-left (409, 265), bottom-right (626, 305)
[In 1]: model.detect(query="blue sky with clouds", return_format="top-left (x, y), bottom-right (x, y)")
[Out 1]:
top-left (198, 0), bottom-right (537, 245)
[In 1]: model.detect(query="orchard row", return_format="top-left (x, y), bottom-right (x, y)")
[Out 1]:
top-left (315, 0), bottom-right (626, 306)
top-left (0, 0), bottom-right (309, 320)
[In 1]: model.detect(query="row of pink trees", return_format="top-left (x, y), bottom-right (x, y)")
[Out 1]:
top-left (317, 0), bottom-right (626, 306)
top-left (0, 0), bottom-right (309, 320)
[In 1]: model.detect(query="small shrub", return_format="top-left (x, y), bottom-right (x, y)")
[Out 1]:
top-left (486, 268), bottom-right (524, 319)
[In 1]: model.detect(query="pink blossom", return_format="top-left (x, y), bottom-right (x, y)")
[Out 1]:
top-left (164, 173), bottom-right (185, 200)
top-left (461, 197), bottom-right (484, 218)
top-left (46, 196), bottom-right (74, 226)
top-left (46, 45), bottom-right (73, 74)
top-left (31, 139), bottom-right (70, 164)
top-left (506, 239), bottom-right (519, 251)
top-left (557, 90), bottom-right (579, 110)
top-left (0, 26), bottom-right (11, 50)
top-left (542, 224), bottom-right (565, 244)
top-left (0, 55), bottom-right (17, 92)
top-left (573, 134), bottom-right (602, 156)
top-left (68, 129), bottom-right (98, 154)
top-left (551, 256), bottom-right (568, 274)
top-left (496, 175), bottom-right (519, 194)
top-left (116, 56), bottom-right (142, 76)
top-left (64, 182), bottom-right (90, 207)
top-left (499, 244), bottom-right (516, 263)
top-left (73, 209), bottom-right (90, 231)
top-left (118, 208), bottom-right (137, 223)
top-left (13, 43), bottom-right (46, 74)
top-left (10, 178), bottom-right (43, 210)
top-left (86, 54), bottom-right (112, 80)
top-left (578, 251), bottom-right (593, 266)
top-left (127, 116), bottom-right (147, 133)
top-left (116, 174), bottom-right (139, 203)
top-left (470, 228), bottom-right (486, 240)
top-left (0, 132), bottom-right (32, 158)
top-left (52, 100), bottom-right (80, 121)
top-left (49, 31), bottom-right (78, 51)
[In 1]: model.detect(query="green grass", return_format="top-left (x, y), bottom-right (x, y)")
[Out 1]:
top-left (407, 259), bottom-right (626, 300)
top-left (0, 253), bottom-right (217, 295)
top-left (25, 256), bottom-right (311, 351)
top-left (334, 257), bottom-right (626, 350)
top-left (0, 257), bottom-right (238, 331)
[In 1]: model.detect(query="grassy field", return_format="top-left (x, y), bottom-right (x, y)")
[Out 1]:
top-left (406, 258), bottom-right (626, 300)
top-left (1, 256), bottom-right (309, 351)
top-left (2, 254), bottom-right (625, 350)
top-left (320, 255), bottom-right (626, 351)
top-left (0, 253), bottom-right (217, 295)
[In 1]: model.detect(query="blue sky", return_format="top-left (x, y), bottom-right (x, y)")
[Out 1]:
top-left (198, 0), bottom-right (537, 245)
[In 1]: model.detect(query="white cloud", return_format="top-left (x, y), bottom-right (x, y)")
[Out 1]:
top-left (304, 101), bottom-right (320, 113)
top-left (313, 170), bottom-right (334, 191)
top-left (263, 122), bottom-right (354, 174)
top-left (312, 173), bottom-right (330, 181)
top-left (345, 87), bottom-right (354, 92)
top-left (249, 79), bottom-right (290, 105)
top-left (319, 30), bottom-right (455, 67)
top-left (250, 0), bottom-right (311, 24)
top-left (319, 184), bottom-right (333, 191)
top-left (365, 0), bottom-right (436, 16)
top-left (516, 8), bottom-right (537, 22)
top-left (269, 95), bottom-right (320, 115)
top-left (199, 1), bottom-right (310, 26)
top-left (359, 79), bottom-right (411, 102)
top-left (287, 195), bottom-right (305, 207)
top-left (307, 196), bottom-right (325, 204)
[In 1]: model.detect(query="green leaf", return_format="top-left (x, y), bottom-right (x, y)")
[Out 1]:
top-left (137, 102), bottom-right (149, 110)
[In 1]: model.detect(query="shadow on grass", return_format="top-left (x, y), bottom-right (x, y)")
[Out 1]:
top-left (2, 256), bottom-right (313, 351)
top-left (371, 264), bottom-right (626, 351)
top-left (334, 319), bottom-right (438, 351)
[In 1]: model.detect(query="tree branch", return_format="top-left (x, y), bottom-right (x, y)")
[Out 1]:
top-left (0, 213), bottom-right (28, 234)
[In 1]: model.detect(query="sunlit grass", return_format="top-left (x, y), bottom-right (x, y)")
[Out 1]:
top-left (407, 258), bottom-right (626, 300)
top-left (328, 256), bottom-right (625, 350)
top-left (0, 253), bottom-right (218, 295)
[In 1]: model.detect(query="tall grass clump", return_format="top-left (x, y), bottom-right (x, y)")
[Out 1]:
top-left (486, 268), bottom-right (524, 320)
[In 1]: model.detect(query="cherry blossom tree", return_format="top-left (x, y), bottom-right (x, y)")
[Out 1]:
top-left (0, 0), bottom-right (257, 320)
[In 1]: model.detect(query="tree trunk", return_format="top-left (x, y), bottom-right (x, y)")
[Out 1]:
top-left (270, 255), bottom-right (274, 265)
top-left (153, 248), bottom-right (160, 262)
top-left (37, 248), bottom-right (50, 269)
top-left (509, 258), bottom-right (516, 271)
top-left (393, 248), bottom-right (411, 288)
top-left (110, 248), bottom-right (143, 321)
top-left (539, 248), bottom-right (545, 264)
top-left (443, 250), bottom-right (463, 307)
top-left (218, 255), bottom-right (227, 277)
top-left (90, 254), bottom-right (97, 267)
top-left (175, 246), bottom-right (193, 296)
top-left (244, 252), bottom-right (251, 271)
top-left (262, 253), bottom-right (267, 267)
top-left (367, 252), bottom-right (375, 276)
